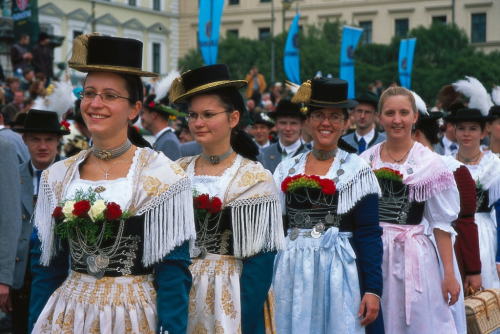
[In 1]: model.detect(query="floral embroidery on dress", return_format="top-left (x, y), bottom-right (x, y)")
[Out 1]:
top-left (204, 283), bottom-right (215, 315)
top-left (52, 180), bottom-right (63, 200)
top-left (141, 176), bottom-right (162, 196)
top-left (89, 319), bottom-right (100, 333)
top-left (214, 320), bottom-right (225, 334)
top-left (170, 163), bottom-right (185, 176)
top-left (221, 285), bottom-right (237, 319)
top-left (189, 284), bottom-right (197, 319)
top-left (193, 321), bottom-right (208, 334)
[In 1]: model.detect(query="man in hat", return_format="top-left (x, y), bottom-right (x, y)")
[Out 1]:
top-left (10, 110), bottom-right (69, 333)
top-left (261, 99), bottom-right (309, 173)
top-left (0, 113), bottom-right (29, 164)
top-left (435, 102), bottom-right (462, 156)
top-left (31, 32), bottom-right (53, 86)
top-left (342, 90), bottom-right (386, 154)
top-left (140, 94), bottom-right (182, 160)
top-left (251, 111), bottom-right (274, 149)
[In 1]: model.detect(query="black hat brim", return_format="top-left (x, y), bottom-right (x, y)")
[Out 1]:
top-left (443, 115), bottom-right (497, 123)
top-left (253, 120), bottom-right (275, 127)
top-left (418, 112), bottom-right (444, 123)
top-left (13, 128), bottom-right (70, 135)
top-left (267, 110), bottom-right (306, 120)
top-left (307, 99), bottom-right (359, 109)
top-left (174, 80), bottom-right (247, 103)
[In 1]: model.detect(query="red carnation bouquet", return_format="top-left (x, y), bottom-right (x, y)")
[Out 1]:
top-left (53, 187), bottom-right (131, 245)
top-left (373, 168), bottom-right (403, 182)
top-left (281, 174), bottom-right (336, 195)
top-left (60, 120), bottom-right (70, 131)
top-left (193, 190), bottom-right (223, 221)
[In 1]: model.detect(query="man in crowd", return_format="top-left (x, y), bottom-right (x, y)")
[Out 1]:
top-left (31, 32), bottom-right (53, 86)
top-left (342, 90), bottom-right (386, 154)
top-left (251, 111), bottom-right (274, 149)
top-left (140, 94), bottom-right (182, 160)
top-left (12, 110), bottom-right (69, 333)
top-left (0, 113), bottom-right (29, 164)
top-left (4, 76), bottom-right (20, 104)
top-left (435, 102), bottom-right (462, 155)
top-left (245, 66), bottom-right (266, 106)
top-left (10, 34), bottom-right (32, 78)
top-left (262, 99), bottom-right (309, 173)
top-left (20, 68), bottom-right (34, 92)
top-left (3, 90), bottom-right (24, 124)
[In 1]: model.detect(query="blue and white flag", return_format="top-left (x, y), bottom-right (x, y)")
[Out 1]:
top-left (198, 0), bottom-right (225, 66)
top-left (339, 26), bottom-right (363, 99)
top-left (284, 14), bottom-right (300, 85)
top-left (399, 38), bottom-right (417, 89)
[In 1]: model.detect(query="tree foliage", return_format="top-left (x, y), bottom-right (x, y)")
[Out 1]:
top-left (178, 21), bottom-right (500, 104)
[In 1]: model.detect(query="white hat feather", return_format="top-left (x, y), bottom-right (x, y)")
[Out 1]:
top-left (491, 85), bottom-right (500, 106)
top-left (154, 70), bottom-right (181, 103)
top-left (285, 80), bottom-right (300, 94)
top-left (452, 76), bottom-right (493, 116)
top-left (35, 81), bottom-right (75, 120)
top-left (411, 91), bottom-right (428, 116)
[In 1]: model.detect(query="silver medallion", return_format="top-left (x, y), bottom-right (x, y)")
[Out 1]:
top-left (314, 222), bottom-right (325, 233)
top-left (192, 247), bottom-right (201, 258)
top-left (407, 168), bottom-right (413, 175)
top-left (295, 158), bottom-right (300, 163)
top-left (294, 213), bottom-right (305, 224)
top-left (311, 229), bottom-right (322, 239)
top-left (199, 246), bottom-right (207, 259)
top-left (86, 255), bottom-right (105, 278)
top-left (369, 154), bottom-right (374, 162)
top-left (340, 158), bottom-right (345, 163)
top-left (325, 212), bottom-right (335, 224)
top-left (289, 228), bottom-right (299, 241)
top-left (95, 254), bottom-right (109, 269)
top-left (289, 168), bottom-right (296, 174)
top-left (333, 177), bottom-right (339, 183)
top-left (337, 169), bottom-right (344, 176)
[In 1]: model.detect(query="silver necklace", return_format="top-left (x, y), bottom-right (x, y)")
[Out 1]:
top-left (385, 141), bottom-right (414, 163)
top-left (201, 147), bottom-right (233, 164)
top-left (311, 146), bottom-right (339, 161)
top-left (201, 158), bottom-right (229, 176)
top-left (457, 151), bottom-right (482, 165)
top-left (91, 153), bottom-right (130, 180)
top-left (91, 139), bottom-right (131, 161)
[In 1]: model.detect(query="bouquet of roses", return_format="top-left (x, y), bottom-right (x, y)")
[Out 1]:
top-left (53, 187), bottom-right (131, 245)
top-left (373, 167), bottom-right (403, 182)
top-left (281, 174), bottom-right (336, 195)
top-left (193, 189), bottom-right (223, 221)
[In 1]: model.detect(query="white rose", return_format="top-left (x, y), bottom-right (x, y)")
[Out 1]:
top-left (62, 201), bottom-right (76, 218)
top-left (89, 200), bottom-right (106, 222)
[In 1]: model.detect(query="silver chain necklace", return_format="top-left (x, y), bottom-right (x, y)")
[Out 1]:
top-left (201, 147), bottom-right (233, 164)
top-left (311, 146), bottom-right (339, 161)
top-left (91, 139), bottom-right (132, 161)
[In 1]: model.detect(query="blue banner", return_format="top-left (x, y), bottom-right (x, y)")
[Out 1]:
top-left (339, 26), bottom-right (363, 99)
top-left (198, 0), bottom-right (225, 66)
top-left (284, 14), bottom-right (300, 85)
top-left (399, 38), bottom-right (417, 89)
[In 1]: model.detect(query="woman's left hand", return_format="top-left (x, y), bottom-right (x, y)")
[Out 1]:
top-left (442, 274), bottom-right (461, 306)
top-left (358, 293), bottom-right (380, 326)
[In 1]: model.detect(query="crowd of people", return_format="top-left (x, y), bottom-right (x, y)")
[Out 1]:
top-left (0, 33), bottom-right (500, 334)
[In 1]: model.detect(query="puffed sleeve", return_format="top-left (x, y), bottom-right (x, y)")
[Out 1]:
top-left (424, 186), bottom-right (459, 236)
top-left (273, 162), bottom-right (286, 215)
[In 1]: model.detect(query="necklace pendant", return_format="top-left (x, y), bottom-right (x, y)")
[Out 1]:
top-left (289, 167), bottom-right (296, 174)
top-left (210, 156), bottom-right (220, 164)
top-left (94, 186), bottom-right (106, 193)
top-left (104, 172), bottom-right (108, 180)
top-left (407, 168), bottom-right (413, 175)
top-left (465, 158), bottom-right (470, 162)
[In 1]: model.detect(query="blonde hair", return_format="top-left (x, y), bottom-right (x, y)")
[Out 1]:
top-left (379, 87), bottom-right (417, 114)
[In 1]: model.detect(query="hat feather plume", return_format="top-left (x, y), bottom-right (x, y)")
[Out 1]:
top-left (43, 82), bottom-right (76, 120)
top-left (291, 80), bottom-right (312, 103)
top-left (452, 76), bottom-right (493, 116)
top-left (492, 85), bottom-right (500, 106)
top-left (154, 70), bottom-right (181, 103)
top-left (411, 91), bottom-right (428, 116)
top-left (285, 80), bottom-right (300, 94)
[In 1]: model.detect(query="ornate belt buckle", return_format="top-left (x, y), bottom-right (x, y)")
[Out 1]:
top-left (289, 228), bottom-right (299, 241)
top-left (192, 246), bottom-right (207, 259)
top-left (311, 229), bottom-right (322, 239)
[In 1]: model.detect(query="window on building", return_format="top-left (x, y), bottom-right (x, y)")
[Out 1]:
top-left (229, 0), bottom-right (239, 5)
top-left (153, 43), bottom-right (160, 74)
top-left (73, 31), bottom-right (83, 40)
top-left (260, 0), bottom-right (271, 3)
top-left (153, 0), bottom-right (161, 10)
top-left (432, 16), bottom-right (447, 25)
top-left (227, 29), bottom-right (239, 38)
top-left (471, 13), bottom-right (486, 43)
top-left (259, 27), bottom-right (271, 41)
top-left (128, 0), bottom-right (136, 6)
top-left (359, 21), bottom-right (372, 44)
top-left (395, 18), bottom-right (409, 38)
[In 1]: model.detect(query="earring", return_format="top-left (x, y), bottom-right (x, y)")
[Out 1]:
top-left (412, 123), bottom-right (415, 130)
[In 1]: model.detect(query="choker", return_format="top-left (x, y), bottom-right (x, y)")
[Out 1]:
top-left (91, 139), bottom-right (132, 161)
top-left (311, 146), bottom-right (339, 161)
top-left (202, 147), bottom-right (233, 164)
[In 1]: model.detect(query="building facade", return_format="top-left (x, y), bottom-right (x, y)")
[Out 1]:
top-left (179, 0), bottom-right (500, 58)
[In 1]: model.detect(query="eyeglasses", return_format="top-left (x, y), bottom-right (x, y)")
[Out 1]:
top-left (79, 91), bottom-right (133, 104)
top-left (309, 113), bottom-right (345, 124)
top-left (185, 111), bottom-right (228, 122)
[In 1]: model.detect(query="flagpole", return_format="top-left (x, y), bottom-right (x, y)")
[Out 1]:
top-left (271, 0), bottom-right (275, 84)
top-left (210, 0), bottom-right (214, 65)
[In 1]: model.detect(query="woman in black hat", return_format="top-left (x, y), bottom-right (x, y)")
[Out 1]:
top-left (273, 77), bottom-right (383, 334)
top-left (444, 105), bottom-right (500, 291)
top-left (171, 64), bottom-right (285, 334)
top-left (360, 87), bottom-right (461, 334)
top-left (32, 34), bottom-right (196, 333)
top-left (486, 105), bottom-right (500, 157)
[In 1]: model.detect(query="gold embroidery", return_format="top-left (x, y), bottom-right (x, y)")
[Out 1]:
top-left (189, 284), bottom-right (197, 319)
top-left (193, 321), bottom-right (208, 334)
top-left (238, 171), bottom-right (256, 187)
top-left (63, 155), bottom-right (78, 167)
top-left (52, 181), bottom-right (63, 201)
top-left (89, 319), bottom-right (100, 333)
top-left (170, 163), bottom-right (185, 176)
top-left (215, 320), bottom-right (225, 334)
top-left (219, 230), bottom-right (232, 255)
top-left (141, 176), bottom-right (162, 197)
top-left (125, 315), bottom-right (133, 333)
top-left (221, 285), bottom-right (238, 319)
top-left (204, 283), bottom-right (215, 315)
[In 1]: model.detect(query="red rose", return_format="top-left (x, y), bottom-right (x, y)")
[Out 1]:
top-left (281, 176), bottom-right (292, 192)
top-left (104, 202), bottom-right (122, 221)
top-left (208, 197), bottom-right (222, 214)
top-left (52, 206), bottom-right (64, 220)
top-left (60, 120), bottom-right (70, 131)
top-left (194, 194), bottom-right (210, 209)
top-left (72, 200), bottom-right (91, 218)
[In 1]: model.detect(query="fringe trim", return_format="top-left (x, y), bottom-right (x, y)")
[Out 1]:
top-left (137, 177), bottom-right (196, 267)
top-left (229, 195), bottom-right (286, 258)
top-left (408, 170), bottom-right (455, 203)
top-left (337, 165), bottom-right (381, 215)
top-left (487, 177), bottom-right (500, 207)
top-left (35, 171), bottom-right (58, 266)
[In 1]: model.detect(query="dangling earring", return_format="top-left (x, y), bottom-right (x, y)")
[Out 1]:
top-left (412, 123), bottom-right (416, 130)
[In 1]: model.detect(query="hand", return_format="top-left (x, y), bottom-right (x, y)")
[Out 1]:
top-left (358, 293), bottom-right (380, 326)
top-left (464, 274), bottom-right (482, 292)
top-left (0, 284), bottom-right (12, 313)
top-left (442, 274), bottom-right (461, 306)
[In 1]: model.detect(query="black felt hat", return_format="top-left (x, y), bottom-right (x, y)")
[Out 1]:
top-left (267, 99), bottom-right (306, 120)
top-left (68, 34), bottom-right (158, 77)
top-left (13, 109), bottom-right (70, 135)
top-left (489, 106), bottom-right (500, 118)
top-left (170, 64), bottom-right (247, 103)
top-left (443, 108), bottom-right (497, 123)
top-left (8, 112), bottom-right (28, 128)
top-left (446, 102), bottom-right (466, 118)
top-left (292, 77), bottom-right (359, 109)
top-left (143, 94), bottom-right (186, 118)
top-left (354, 90), bottom-right (379, 109)
top-left (417, 111), bottom-right (444, 125)
top-left (253, 111), bottom-right (274, 127)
